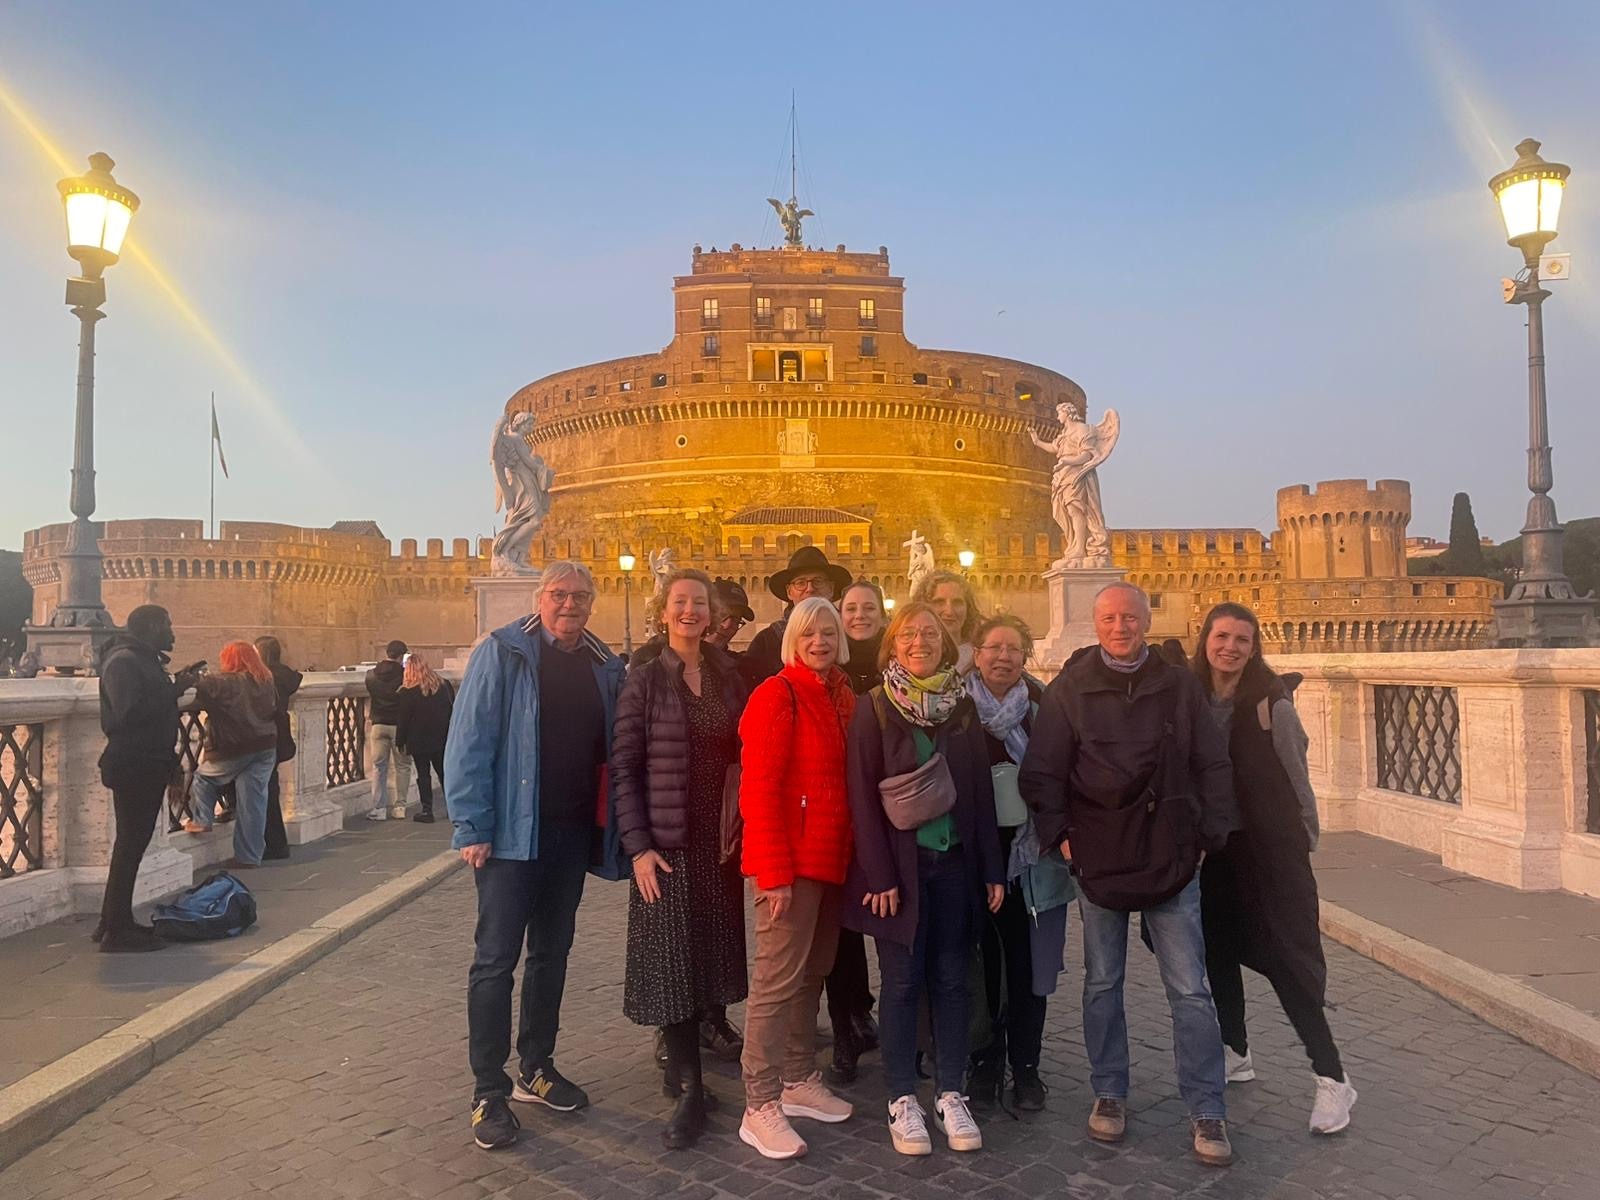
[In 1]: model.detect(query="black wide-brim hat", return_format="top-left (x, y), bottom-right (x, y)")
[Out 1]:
top-left (769, 545), bottom-right (854, 602)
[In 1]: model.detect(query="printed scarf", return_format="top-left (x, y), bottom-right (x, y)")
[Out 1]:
top-left (882, 660), bottom-right (964, 728)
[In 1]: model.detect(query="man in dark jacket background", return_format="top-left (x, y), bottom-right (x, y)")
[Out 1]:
top-left (365, 640), bottom-right (411, 820)
top-left (742, 547), bottom-right (853, 684)
top-left (1020, 582), bottom-right (1239, 1167)
top-left (95, 605), bottom-right (202, 952)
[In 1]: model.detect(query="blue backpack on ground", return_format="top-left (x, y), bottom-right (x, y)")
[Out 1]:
top-left (151, 871), bottom-right (258, 941)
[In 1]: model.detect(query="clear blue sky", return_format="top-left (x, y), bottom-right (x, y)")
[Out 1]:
top-left (3, 1), bottom-right (1599, 551)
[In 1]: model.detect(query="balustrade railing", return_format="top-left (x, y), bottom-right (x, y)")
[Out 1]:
top-left (326, 695), bottom-right (367, 787)
top-left (1374, 684), bottom-right (1462, 804)
top-left (1585, 689), bottom-right (1600, 837)
top-left (165, 709), bottom-right (236, 831)
top-left (0, 722), bottom-right (44, 878)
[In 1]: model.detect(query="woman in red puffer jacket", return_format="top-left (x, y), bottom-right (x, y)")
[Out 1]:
top-left (735, 596), bottom-right (858, 1160)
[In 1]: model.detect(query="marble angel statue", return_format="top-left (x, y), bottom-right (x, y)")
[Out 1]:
top-left (490, 412), bottom-right (555, 576)
top-left (1029, 404), bottom-right (1120, 568)
top-left (903, 529), bottom-right (935, 596)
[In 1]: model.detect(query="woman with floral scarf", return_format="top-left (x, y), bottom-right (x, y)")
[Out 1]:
top-left (840, 601), bottom-right (1004, 1158)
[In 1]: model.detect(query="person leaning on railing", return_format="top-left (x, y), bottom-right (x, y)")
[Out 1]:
top-left (186, 641), bottom-right (280, 869)
top-left (94, 604), bottom-right (204, 952)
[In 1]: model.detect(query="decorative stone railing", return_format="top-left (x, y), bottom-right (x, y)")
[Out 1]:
top-left (1286, 649), bottom-right (1600, 898)
top-left (0, 673), bottom-right (405, 939)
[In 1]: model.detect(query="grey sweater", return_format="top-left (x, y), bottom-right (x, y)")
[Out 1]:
top-left (1206, 693), bottom-right (1320, 850)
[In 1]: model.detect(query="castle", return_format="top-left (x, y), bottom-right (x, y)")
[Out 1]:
top-left (22, 236), bottom-right (1497, 665)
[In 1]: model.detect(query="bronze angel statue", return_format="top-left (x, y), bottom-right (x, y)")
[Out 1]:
top-left (1029, 404), bottom-right (1120, 568)
top-left (490, 412), bottom-right (555, 576)
top-left (768, 196), bottom-right (813, 248)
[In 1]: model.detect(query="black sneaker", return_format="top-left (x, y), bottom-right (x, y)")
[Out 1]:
top-left (512, 1063), bottom-right (589, 1111)
top-left (471, 1096), bottom-right (520, 1149)
top-left (413, 810), bottom-right (436, 824)
top-left (700, 1014), bottom-right (744, 1062)
top-left (1011, 1065), bottom-right (1048, 1112)
top-left (966, 1052), bottom-right (1003, 1113)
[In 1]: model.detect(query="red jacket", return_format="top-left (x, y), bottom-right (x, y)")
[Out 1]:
top-left (738, 663), bottom-right (857, 889)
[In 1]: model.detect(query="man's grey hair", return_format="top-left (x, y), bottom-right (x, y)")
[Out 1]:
top-left (536, 560), bottom-right (594, 598)
top-left (1094, 580), bottom-right (1152, 619)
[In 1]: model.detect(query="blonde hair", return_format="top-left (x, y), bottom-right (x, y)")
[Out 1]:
top-left (878, 601), bottom-right (960, 672)
top-left (403, 653), bottom-right (443, 697)
top-left (780, 596), bottom-right (849, 667)
top-left (644, 568), bottom-right (714, 635)
top-left (911, 570), bottom-right (983, 643)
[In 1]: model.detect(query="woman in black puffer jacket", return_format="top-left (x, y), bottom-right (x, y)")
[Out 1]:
top-left (611, 568), bottom-right (749, 1150)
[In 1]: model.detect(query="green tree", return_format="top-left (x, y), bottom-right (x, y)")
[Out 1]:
top-left (0, 550), bottom-right (31, 662)
top-left (1444, 492), bottom-right (1489, 576)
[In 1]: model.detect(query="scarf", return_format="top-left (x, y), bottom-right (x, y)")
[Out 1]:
top-left (1099, 645), bottom-right (1149, 674)
top-left (966, 675), bottom-right (1031, 765)
top-left (881, 660), bottom-right (964, 728)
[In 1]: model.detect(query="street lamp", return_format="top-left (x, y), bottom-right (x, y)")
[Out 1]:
top-left (619, 553), bottom-right (637, 655)
top-left (958, 549), bottom-right (976, 575)
top-left (1488, 139), bottom-right (1596, 646)
top-left (28, 154), bottom-right (140, 673)
top-left (883, 597), bottom-right (896, 613)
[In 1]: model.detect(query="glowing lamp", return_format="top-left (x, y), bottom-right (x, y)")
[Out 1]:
top-left (884, 597), bottom-right (896, 611)
top-left (58, 153), bottom-right (139, 278)
top-left (618, 553), bottom-right (637, 572)
top-left (958, 549), bottom-right (976, 570)
top-left (1490, 139), bottom-right (1568, 258)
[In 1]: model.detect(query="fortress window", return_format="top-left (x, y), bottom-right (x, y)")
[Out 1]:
top-left (1233, 536), bottom-right (1245, 553)
top-left (872, 371), bottom-right (886, 383)
top-left (651, 373), bottom-right (668, 388)
top-left (619, 380), bottom-right (633, 391)
top-left (808, 297), bottom-right (825, 325)
top-left (702, 298), bottom-right (720, 325)
top-left (912, 372), bottom-right (928, 385)
top-left (565, 389), bottom-right (572, 402)
top-left (755, 296), bottom-right (773, 326)
top-left (585, 384), bottom-right (598, 398)
top-left (1205, 535), bottom-right (1217, 553)
top-left (1150, 593), bottom-right (1164, 610)
top-left (1413, 583), bottom-right (1424, 597)
top-left (779, 351), bottom-right (801, 382)
top-left (858, 298), bottom-right (876, 326)
top-left (703, 334), bottom-right (720, 357)
top-left (1015, 380), bottom-right (1036, 402)
top-left (1445, 583), bottom-right (1457, 597)
top-left (984, 373), bottom-right (998, 395)
top-left (947, 372), bottom-right (961, 389)
top-left (1151, 535), bottom-right (1165, 554)
top-left (860, 335), bottom-right (877, 358)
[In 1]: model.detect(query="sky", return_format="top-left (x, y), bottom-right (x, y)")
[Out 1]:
top-left (3, 1), bottom-right (1600, 553)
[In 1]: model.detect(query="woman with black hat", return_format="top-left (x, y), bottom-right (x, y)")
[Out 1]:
top-left (743, 546), bottom-right (854, 685)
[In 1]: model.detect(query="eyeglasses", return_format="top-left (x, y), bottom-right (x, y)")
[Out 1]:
top-left (789, 575), bottom-right (830, 592)
top-left (976, 643), bottom-right (1025, 658)
top-left (894, 629), bottom-right (944, 645)
top-left (545, 590), bottom-right (594, 607)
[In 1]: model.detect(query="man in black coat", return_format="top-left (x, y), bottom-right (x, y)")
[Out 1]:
top-left (741, 547), bottom-right (852, 685)
top-left (1020, 582), bottom-right (1240, 1167)
top-left (95, 605), bottom-right (203, 952)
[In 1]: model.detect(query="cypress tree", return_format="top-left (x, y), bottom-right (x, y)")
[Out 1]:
top-left (1445, 492), bottom-right (1489, 575)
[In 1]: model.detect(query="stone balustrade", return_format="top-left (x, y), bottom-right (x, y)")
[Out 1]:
top-left (0, 673), bottom-right (410, 939)
top-left (1285, 649), bottom-right (1600, 897)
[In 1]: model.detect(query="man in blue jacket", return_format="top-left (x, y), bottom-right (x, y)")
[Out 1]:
top-left (445, 561), bottom-right (627, 1151)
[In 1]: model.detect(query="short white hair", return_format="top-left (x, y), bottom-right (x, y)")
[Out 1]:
top-left (1094, 581), bottom-right (1152, 619)
top-left (781, 596), bottom-right (848, 666)
top-left (537, 560), bottom-right (593, 598)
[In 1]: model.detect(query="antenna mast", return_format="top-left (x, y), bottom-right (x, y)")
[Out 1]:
top-left (790, 90), bottom-right (797, 202)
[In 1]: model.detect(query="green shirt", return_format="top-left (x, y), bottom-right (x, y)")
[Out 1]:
top-left (911, 728), bottom-right (960, 852)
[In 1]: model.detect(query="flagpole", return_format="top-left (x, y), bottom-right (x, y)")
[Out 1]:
top-left (209, 391), bottom-right (215, 540)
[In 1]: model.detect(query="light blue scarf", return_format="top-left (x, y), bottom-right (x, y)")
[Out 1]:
top-left (965, 675), bottom-right (1030, 765)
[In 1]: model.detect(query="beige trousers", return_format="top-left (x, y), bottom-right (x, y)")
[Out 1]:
top-left (740, 878), bottom-right (842, 1106)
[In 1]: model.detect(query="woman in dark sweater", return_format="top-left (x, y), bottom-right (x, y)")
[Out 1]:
top-left (842, 601), bottom-right (1003, 1158)
top-left (612, 568), bottom-right (749, 1150)
top-left (254, 636), bottom-right (303, 859)
top-left (396, 652), bottom-right (454, 824)
top-left (1194, 602), bottom-right (1356, 1136)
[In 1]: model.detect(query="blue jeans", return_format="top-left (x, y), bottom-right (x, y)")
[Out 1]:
top-left (192, 749), bottom-right (277, 866)
top-left (874, 846), bottom-right (972, 1099)
top-left (1078, 876), bottom-right (1226, 1119)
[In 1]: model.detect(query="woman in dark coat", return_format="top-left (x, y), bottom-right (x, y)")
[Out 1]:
top-left (1194, 602), bottom-right (1356, 1136)
top-left (842, 600), bottom-right (1003, 1158)
top-left (613, 568), bottom-right (749, 1150)
top-left (254, 636), bottom-right (303, 859)
top-left (396, 652), bottom-right (455, 824)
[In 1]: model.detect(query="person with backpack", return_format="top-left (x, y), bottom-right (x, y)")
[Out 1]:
top-left (254, 636), bottom-right (303, 860)
top-left (963, 614), bottom-right (1072, 1115)
top-left (842, 601), bottom-right (1004, 1158)
top-left (94, 605), bottom-right (203, 952)
top-left (1019, 582), bottom-right (1240, 1167)
top-left (397, 652), bottom-right (454, 825)
top-left (735, 596), bottom-right (858, 1160)
top-left (1192, 602), bottom-right (1356, 1135)
top-left (187, 641), bottom-right (281, 868)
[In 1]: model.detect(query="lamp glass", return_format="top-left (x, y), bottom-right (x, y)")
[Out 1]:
top-left (618, 553), bottom-right (636, 572)
top-left (1496, 176), bottom-right (1564, 241)
top-left (958, 550), bottom-right (976, 569)
top-left (883, 597), bottom-right (896, 611)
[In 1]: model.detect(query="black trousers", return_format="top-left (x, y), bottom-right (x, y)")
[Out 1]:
top-left (466, 826), bottom-right (590, 1100)
top-left (100, 773), bottom-right (168, 934)
top-left (976, 877), bottom-right (1048, 1070)
top-left (265, 767), bottom-right (288, 856)
top-left (411, 750), bottom-right (446, 810)
top-left (1209, 950), bottom-right (1344, 1081)
top-left (824, 927), bottom-right (875, 1028)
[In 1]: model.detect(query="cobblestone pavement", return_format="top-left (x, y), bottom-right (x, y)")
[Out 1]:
top-left (6, 871), bottom-right (1600, 1200)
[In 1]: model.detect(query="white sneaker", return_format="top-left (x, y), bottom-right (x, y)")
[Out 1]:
top-left (1309, 1073), bottom-right (1357, 1134)
top-left (1225, 1046), bottom-right (1255, 1083)
top-left (388, 806), bottom-right (408, 819)
top-left (887, 1094), bottom-right (931, 1156)
top-left (365, 807), bottom-right (387, 821)
top-left (933, 1091), bottom-right (982, 1152)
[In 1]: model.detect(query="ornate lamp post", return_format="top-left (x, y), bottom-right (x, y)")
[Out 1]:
top-left (958, 549), bottom-right (976, 577)
top-left (27, 154), bottom-right (140, 673)
top-left (619, 553), bottom-right (637, 655)
top-left (1488, 139), bottom-right (1596, 646)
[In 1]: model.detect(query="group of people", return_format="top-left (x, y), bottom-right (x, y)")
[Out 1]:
top-left (362, 639), bottom-right (457, 825)
top-left (446, 546), bottom-right (1358, 1167)
top-left (92, 606), bottom-right (454, 952)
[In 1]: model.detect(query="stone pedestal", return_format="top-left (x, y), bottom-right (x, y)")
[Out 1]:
top-left (1036, 565), bottom-right (1126, 670)
top-left (473, 572), bottom-right (543, 640)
